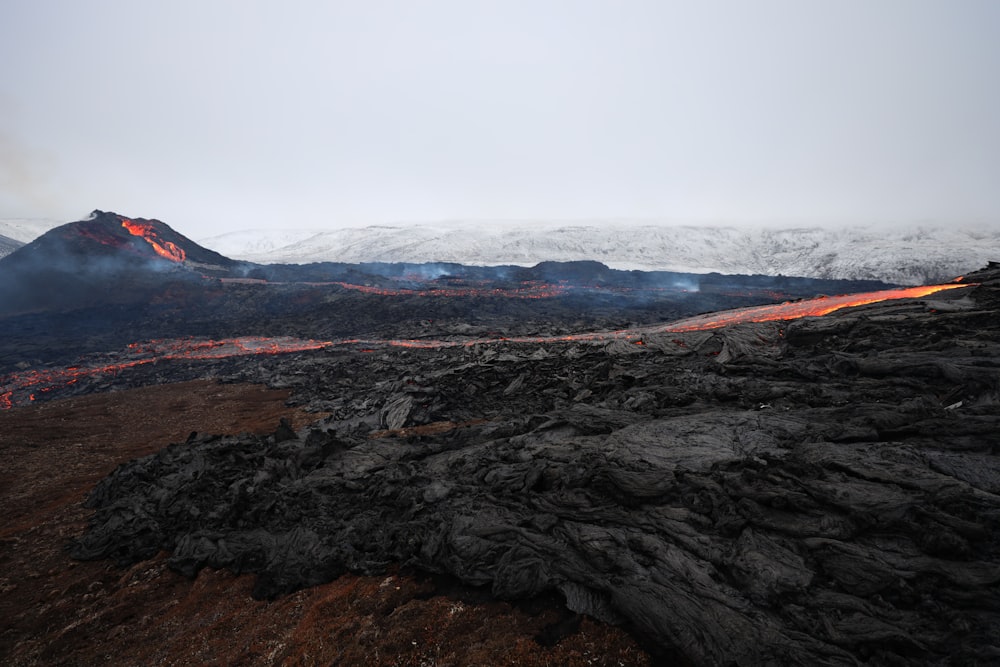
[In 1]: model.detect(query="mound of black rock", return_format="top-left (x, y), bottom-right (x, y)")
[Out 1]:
top-left (74, 265), bottom-right (1000, 665)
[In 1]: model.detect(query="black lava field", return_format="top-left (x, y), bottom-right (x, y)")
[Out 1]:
top-left (3, 212), bottom-right (999, 665)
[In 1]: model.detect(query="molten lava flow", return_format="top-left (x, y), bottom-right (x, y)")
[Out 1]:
top-left (339, 283), bottom-right (975, 347)
top-left (657, 283), bottom-right (971, 333)
top-left (0, 337), bottom-right (328, 409)
top-left (218, 278), bottom-right (787, 301)
top-left (0, 283), bottom-right (975, 409)
top-left (121, 219), bottom-right (186, 262)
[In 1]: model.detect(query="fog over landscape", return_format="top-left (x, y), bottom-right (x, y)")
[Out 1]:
top-left (2, 0), bottom-right (999, 239)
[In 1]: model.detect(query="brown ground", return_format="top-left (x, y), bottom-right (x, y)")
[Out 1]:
top-left (0, 380), bottom-right (654, 666)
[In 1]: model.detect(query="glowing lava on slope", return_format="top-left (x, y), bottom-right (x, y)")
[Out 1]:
top-left (0, 337), bottom-right (327, 409)
top-left (0, 283), bottom-right (974, 409)
top-left (121, 219), bottom-right (186, 262)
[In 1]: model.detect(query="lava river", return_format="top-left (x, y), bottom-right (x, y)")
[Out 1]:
top-left (0, 283), bottom-right (973, 409)
top-left (0, 337), bottom-right (328, 409)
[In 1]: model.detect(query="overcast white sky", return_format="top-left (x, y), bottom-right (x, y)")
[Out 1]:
top-left (1, 0), bottom-right (998, 238)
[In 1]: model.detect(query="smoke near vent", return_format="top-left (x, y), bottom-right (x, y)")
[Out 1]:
top-left (0, 130), bottom-right (61, 215)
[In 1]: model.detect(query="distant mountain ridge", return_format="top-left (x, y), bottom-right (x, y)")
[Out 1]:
top-left (5, 216), bottom-right (997, 285)
top-left (0, 234), bottom-right (22, 259)
top-left (0, 218), bottom-right (64, 259)
top-left (0, 218), bottom-right (62, 243)
top-left (199, 223), bottom-right (1000, 285)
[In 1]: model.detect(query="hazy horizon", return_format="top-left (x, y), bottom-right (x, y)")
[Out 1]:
top-left (4, 212), bottom-right (1000, 241)
top-left (3, 1), bottom-right (999, 240)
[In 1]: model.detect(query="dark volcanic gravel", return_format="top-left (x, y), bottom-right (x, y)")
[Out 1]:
top-left (71, 266), bottom-right (1000, 665)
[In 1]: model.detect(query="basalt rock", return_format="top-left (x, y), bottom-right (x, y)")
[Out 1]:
top-left (73, 266), bottom-right (1000, 665)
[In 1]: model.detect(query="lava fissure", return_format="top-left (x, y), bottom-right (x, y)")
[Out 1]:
top-left (122, 219), bottom-right (186, 262)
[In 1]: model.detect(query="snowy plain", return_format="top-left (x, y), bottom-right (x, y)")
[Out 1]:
top-left (198, 222), bottom-right (1000, 285)
top-left (3, 217), bottom-right (997, 285)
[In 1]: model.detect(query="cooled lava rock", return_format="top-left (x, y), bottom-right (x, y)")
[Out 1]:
top-left (73, 265), bottom-right (1000, 665)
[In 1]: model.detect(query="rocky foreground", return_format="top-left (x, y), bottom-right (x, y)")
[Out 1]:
top-left (67, 265), bottom-right (1000, 665)
top-left (1, 382), bottom-right (648, 666)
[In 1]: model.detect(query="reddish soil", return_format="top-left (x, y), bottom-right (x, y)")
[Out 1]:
top-left (0, 380), bottom-right (653, 666)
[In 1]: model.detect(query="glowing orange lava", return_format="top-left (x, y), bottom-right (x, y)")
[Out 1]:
top-left (1, 337), bottom-right (327, 409)
top-left (656, 283), bottom-right (971, 333)
top-left (0, 282), bottom-right (974, 409)
top-left (217, 278), bottom-right (783, 301)
top-left (121, 219), bottom-right (186, 262)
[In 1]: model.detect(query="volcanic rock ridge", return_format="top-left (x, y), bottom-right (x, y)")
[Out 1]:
top-left (69, 263), bottom-right (1000, 665)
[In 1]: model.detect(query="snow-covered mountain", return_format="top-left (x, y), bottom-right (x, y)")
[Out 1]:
top-left (0, 218), bottom-right (63, 244)
top-left (199, 222), bottom-right (1000, 285)
top-left (0, 218), bottom-right (65, 258)
top-left (0, 234), bottom-right (23, 259)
